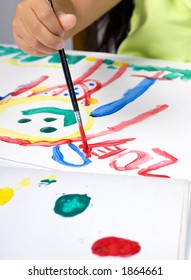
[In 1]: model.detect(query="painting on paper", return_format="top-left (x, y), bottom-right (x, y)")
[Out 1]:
top-left (1, 45), bottom-right (191, 180)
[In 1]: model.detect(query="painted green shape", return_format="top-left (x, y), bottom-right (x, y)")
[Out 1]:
top-left (48, 53), bottom-right (85, 64)
top-left (0, 46), bottom-right (21, 57)
top-left (21, 107), bottom-right (76, 127)
top-left (163, 73), bottom-right (181, 79)
top-left (39, 179), bottom-right (57, 187)
top-left (66, 54), bottom-right (85, 65)
top-left (54, 194), bottom-right (91, 217)
top-left (103, 59), bottom-right (114, 65)
top-left (108, 66), bottom-right (117, 69)
top-left (44, 117), bottom-right (57, 122)
top-left (129, 64), bottom-right (191, 80)
top-left (40, 127), bottom-right (57, 133)
top-left (18, 118), bottom-right (32, 123)
top-left (40, 179), bottom-right (57, 184)
top-left (21, 55), bottom-right (47, 62)
top-left (48, 53), bottom-right (60, 63)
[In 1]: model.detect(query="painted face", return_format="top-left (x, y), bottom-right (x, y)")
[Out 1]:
top-left (0, 96), bottom-right (93, 146)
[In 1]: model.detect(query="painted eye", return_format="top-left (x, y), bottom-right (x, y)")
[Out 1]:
top-left (18, 118), bottom-right (32, 123)
top-left (40, 127), bottom-right (57, 133)
top-left (43, 118), bottom-right (57, 122)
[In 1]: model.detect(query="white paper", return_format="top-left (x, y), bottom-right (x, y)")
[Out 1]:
top-left (0, 166), bottom-right (190, 260)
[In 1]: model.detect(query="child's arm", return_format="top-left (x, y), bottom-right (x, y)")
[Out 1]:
top-left (12, 0), bottom-right (121, 56)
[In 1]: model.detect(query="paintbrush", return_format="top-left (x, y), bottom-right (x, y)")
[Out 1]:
top-left (48, 0), bottom-right (90, 157)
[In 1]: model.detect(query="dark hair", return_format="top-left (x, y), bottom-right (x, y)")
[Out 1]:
top-left (85, 0), bottom-right (135, 53)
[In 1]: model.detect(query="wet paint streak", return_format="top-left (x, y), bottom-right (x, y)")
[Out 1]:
top-left (40, 127), bottom-right (57, 133)
top-left (38, 176), bottom-right (57, 187)
top-left (129, 64), bottom-right (191, 80)
top-left (18, 118), bottom-right (32, 123)
top-left (22, 107), bottom-right (76, 127)
top-left (54, 194), bottom-right (91, 217)
top-left (138, 148), bottom-right (178, 178)
top-left (91, 236), bottom-right (141, 257)
top-left (52, 144), bottom-right (91, 167)
top-left (44, 117), bottom-right (57, 122)
top-left (0, 45), bottom-right (85, 65)
top-left (0, 187), bottom-right (14, 205)
top-left (52, 59), bottom-right (103, 97)
top-left (110, 150), bottom-right (152, 171)
top-left (91, 78), bottom-right (156, 117)
top-left (79, 139), bottom-right (135, 159)
top-left (11, 76), bottom-right (48, 97)
top-left (18, 178), bottom-right (31, 187)
top-left (85, 105), bottom-right (168, 140)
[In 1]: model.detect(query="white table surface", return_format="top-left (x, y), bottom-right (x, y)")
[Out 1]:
top-left (0, 159), bottom-right (190, 260)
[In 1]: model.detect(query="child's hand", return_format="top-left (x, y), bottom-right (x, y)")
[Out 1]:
top-left (12, 0), bottom-right (76, 56)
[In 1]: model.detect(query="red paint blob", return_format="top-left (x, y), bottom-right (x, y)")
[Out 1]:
top-left (91, 236), bottom-right (141, 257)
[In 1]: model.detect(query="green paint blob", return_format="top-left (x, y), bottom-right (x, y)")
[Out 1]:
top-left (18, 118), bottom-right (32, 123)
top-left (44, 117), bottom-right (57, 122)
top-left (108, 66), bottom-right (117, 69)
top-left (40, 127), bottom-right (57, 133)
top-left (39, 179), bottom-right (57, 187)
top-left (129, 64), bottom-right (191, 80)
top-left (54, 194), bottom-right (91, 217)
top-left (103, 59), bottom-right (114, 65)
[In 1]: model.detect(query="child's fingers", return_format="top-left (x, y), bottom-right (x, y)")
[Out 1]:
top-left (34, 1), bottom-right (65, 37)
top-left (13, 21), bottom-right (58, 56)
top-left (14, 35), bottom-right (50, 56)
top-left (56, 12), bottom-right (77, 31)
top-left (19, 8), bottom-right (65, 50)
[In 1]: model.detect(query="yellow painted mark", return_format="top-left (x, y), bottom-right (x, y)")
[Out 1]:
top-left (0, 187), bottom-right (14, 206)
top-left (86, 57), bottom-right (97, 62)
top-left (19, 177), bottom-right (31, 187)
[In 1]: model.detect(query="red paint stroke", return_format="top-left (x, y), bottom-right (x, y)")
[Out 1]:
top-left (79, 125), bottom-right (91, 158)
top-left (77, 79), bottom-right (102, 106)
top-left (74, 104), bottom-right (168, 142)
top-left (79, 138), bottom-right (135, 159)
top-left (0, 135), bottom-right (72, 147)
top-left (132, 70), bottom-right (168, 81)
top-left (52, 60), bottom-right (128, 105)
top-left (110, 150), bottom-right (152, 171)
top-left (102, 64), bottom-right (128, 87)
top-left (138, 148), bottom-right (178, 178)
top-left (132, 74), bottom-right (168, 81)
top-left (91, 236), bottom-right (141, 257)
top-left (28, 84), bottom-right (67, 97)
top-left (11, 76), bottom-right (48, 96)
top-left (52, 59), bottom-right (103, 97)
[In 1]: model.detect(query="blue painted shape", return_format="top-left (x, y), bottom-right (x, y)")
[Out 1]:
top-left (52, 144), bottom-right (91, 167)
top-left (90, 78), bottom-right (156, 117)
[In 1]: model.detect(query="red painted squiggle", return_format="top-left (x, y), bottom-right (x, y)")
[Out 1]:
top-left (11, 76), bottom-right (48, 96)
top-left (138, 148), bottom-right (178, 178)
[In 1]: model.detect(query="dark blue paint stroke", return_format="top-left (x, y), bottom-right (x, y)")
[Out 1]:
top-left (0, 92), bottom-right (12, 100)
top-left (52, 144), bottom-right (91, 167)
top-left (90, 78), bottom-right (156, 117)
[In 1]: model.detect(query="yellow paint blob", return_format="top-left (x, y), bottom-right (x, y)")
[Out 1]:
top-left (32, 86), bottom-right (48, 93)
top-left (45, 175), bottom-right (57, 180)
top-left (114, 61), bottom-right (128, 67)
top-left (0, 186), bottom-right (14, 206)
top-left (19, 177), bottom-right (31, 187)
top-left (90, 98), bottom-right (99, 105)
top-left (86, 57), bottom-right (97, 62)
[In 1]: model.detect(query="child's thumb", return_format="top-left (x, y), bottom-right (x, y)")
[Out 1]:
top-left (56, 11), bottom-right (77, 31)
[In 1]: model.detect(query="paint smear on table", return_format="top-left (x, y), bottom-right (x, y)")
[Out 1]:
top-left (54, 193), bottom-right (91, 217)
top-left (38, 175), bottom-right (57, 187)
top-left (0, 186), bottom-right (14, 205)
top-left (91, 236), bottom-right (141, 257)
